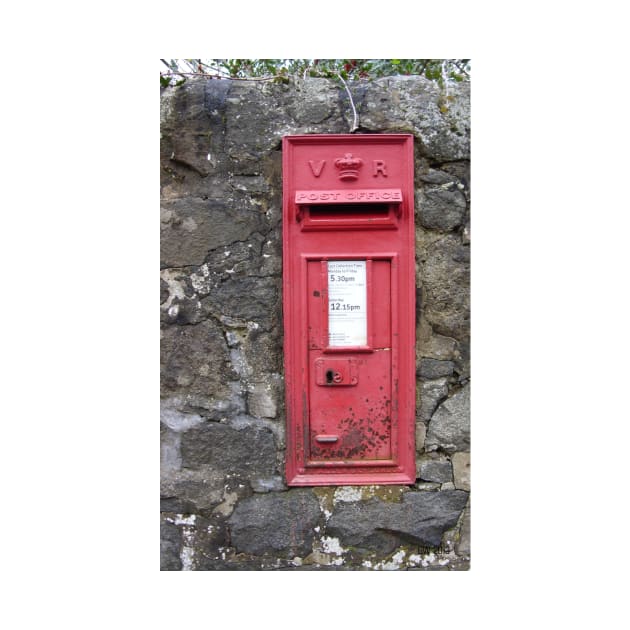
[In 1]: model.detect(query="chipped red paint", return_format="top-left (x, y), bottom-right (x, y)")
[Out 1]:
top-left (283, 135), bottom-right (416, 486)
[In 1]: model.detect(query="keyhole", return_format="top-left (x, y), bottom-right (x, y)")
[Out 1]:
top-left (326, 369), bottom-right (334, 384)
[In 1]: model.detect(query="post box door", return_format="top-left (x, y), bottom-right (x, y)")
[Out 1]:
top-left (307, 258), bottom-right (394, 462)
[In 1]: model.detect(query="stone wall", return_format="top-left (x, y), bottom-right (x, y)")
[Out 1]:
top-left (160, 75), bottom-right (470, 570)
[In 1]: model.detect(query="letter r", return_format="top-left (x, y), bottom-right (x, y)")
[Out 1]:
top-left (373, 160), bottom-right (387, 177)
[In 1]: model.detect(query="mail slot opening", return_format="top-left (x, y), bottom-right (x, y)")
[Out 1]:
top-left (302, 203), bottom-right (398, 230)
top-left (308, 204), bottom-right (389, 219)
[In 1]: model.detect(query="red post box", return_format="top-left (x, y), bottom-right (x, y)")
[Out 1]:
top-left (282, 134), bottom-right (416, 486)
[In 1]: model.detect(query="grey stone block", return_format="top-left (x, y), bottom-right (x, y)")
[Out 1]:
top-left (160, 319), bottom-right (231, 399)
top-left (452, 452), bottom-right (471, 491)
top-left (161, 197), bottom-right (265, 268)
top-left (160, 516), bottom-right (182, 571)
top-left (418, 378), bottom-right (449, 422)
top-left (180, 421), bottom-right (276, 478)
top-left (421, 234), bottom-right (470, 342)
top-left (160, 467), bottom-right (226, 512)
top-left (326, 490), bottom-right (468, 552)
top-left (426, 385), bottom-right (470, 453)
top-left (227, 489), bottom-right (320, 556)
top-left (418, 358), bottom-right (455, 379)
top-left (456, 503), bottom-right (471, 556)
top-left (417, 455), bottom-right (453, 483)
top-left (418, 184), bottom-right (466, 232)
top-left (203, 276), bottom-right (280, 333)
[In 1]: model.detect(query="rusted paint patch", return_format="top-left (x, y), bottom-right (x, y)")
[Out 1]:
top-left (309, 406), bottom-right (391, 460)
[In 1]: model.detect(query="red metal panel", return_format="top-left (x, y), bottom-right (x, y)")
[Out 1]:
top-left (283, 134), bottom-right (415, 486)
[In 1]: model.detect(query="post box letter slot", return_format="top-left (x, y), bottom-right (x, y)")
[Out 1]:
top-left (308, 204), bottom-right (389, 219)
top-left (300, 204), bottom-right (399, 230)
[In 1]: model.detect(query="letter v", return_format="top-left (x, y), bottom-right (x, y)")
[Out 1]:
top-left (308, 160), bottom-right (326, 177)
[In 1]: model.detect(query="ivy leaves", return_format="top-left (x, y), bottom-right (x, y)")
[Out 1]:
top-left (160, 59), bottom-right (470, 87)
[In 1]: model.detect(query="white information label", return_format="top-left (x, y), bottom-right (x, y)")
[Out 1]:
top-left (328, 260), bottom-right (367, 347)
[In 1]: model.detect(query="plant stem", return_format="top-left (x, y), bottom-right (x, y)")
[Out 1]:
top-left (336, 73), bottom-right (359, 132)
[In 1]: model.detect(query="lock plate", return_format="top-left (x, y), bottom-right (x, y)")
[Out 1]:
top-left (315, 358), bottom-right (358, 386)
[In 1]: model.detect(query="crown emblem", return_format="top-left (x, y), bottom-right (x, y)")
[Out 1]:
top-left (334, 153), bottom-right (363, 181)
